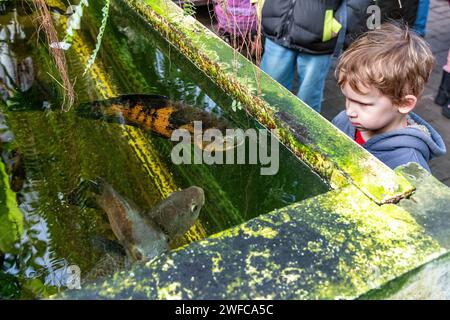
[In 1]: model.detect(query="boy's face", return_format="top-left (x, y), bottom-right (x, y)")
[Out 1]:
top-left (341, 83), bottom-right (405, 138)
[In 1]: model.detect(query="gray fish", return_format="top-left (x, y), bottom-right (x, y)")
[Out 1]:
top-left (97, 179), bottom-right (204, 262)
top-left (71, 178), bottom-right (204, 262)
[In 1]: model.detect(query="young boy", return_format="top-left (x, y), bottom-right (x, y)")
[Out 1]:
top-left (332, 23), bottom-right (446, 172)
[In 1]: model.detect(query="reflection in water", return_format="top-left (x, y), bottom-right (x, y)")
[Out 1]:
top-left (0, 4), bottom-right (66, 298)
top-left (0, 6), bottom-right (34, 98)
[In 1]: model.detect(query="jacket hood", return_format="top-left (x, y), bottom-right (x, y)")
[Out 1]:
top-left (364, 113), bottom-right (446, 161)
top-left (332, 111), bottom-right (447, 164)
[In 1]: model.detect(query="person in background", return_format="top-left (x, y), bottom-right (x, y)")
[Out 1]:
top-left (375, 0), bottom-right (419, 28)
top-left (375, 0), bottom-right (430, 37)
top-left (413, 0), bottom-right (430, 36)
top-left (213, 0), bottom-right (258, 58)
top-left (434, 0), bottom-right (450, 118)
top-left (259, 0), bottom-right (371, 113)
top-left (439, 50), bottom-right (450, 118)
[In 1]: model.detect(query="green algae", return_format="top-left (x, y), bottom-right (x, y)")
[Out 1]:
top-left (60, 176), bottom-right (446, 299)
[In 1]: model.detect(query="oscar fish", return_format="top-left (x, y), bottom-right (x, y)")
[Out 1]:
top-left (76, 94), bottom-right (243, 151)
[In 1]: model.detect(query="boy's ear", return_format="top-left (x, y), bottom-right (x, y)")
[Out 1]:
top-left (397, 95), bottom-right (418, 114)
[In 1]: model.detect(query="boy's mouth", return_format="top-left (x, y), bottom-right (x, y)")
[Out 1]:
top-left (350, 122), bottom-right (369, 131)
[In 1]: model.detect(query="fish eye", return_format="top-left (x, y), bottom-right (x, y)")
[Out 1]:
top-left (191, 204), bottom-right (198, 213)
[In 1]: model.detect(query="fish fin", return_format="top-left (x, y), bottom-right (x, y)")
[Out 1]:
top-left (90, 235), bottom-right (126, 257)
top-left (118, 94), bottom-right (171, 110)
top-left (75, 94), bottom-right (171, 121)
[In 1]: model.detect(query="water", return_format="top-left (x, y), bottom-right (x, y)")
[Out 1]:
top-left (0, 0), bottom-right (329, 298)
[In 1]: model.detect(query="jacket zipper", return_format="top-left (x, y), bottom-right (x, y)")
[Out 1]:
top-left (281, 0), bottom-right (296, 45)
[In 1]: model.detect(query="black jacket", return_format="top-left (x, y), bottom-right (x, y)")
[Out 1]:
top-left (261, 0), bottom-right (372, 54)
top-left (375, 0), bottom-right (418, 26)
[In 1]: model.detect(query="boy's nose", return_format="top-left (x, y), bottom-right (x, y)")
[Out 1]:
top-left (345, 105), bottom-right (357, 118)
top-left (346, 110), bottom-right (357, 118)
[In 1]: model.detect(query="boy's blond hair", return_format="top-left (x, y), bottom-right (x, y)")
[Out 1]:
top-left (335, 23), bottom-right (435, 105)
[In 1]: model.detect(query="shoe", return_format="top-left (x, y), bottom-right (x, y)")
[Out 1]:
top-left (442, 101), bottom-right (450, 119)
top-left (435, 70), bottom-right (450, 106)
top-left (221, 32), bottom-right (231, 45)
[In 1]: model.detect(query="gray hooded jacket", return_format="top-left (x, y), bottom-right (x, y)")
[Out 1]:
top-left (332, 111), bottom-right (447, 172)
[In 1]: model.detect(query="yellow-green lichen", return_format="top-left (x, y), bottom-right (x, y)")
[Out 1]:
top-left (60, 182), bottom-right (447, 300)
top-left (211, 253), bottom-right (224, 274)
top-left (243, 225), bottom-right (279, 239)
top-left (157, 282), bottom-right (185, 299)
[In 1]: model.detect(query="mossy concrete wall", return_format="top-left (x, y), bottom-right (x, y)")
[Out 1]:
top-left (59, 0), bottom-right (450, 299)
top-left (360, 252), bottom-right (450, 300)
top-left (61, 163), bottom-right (450, 299)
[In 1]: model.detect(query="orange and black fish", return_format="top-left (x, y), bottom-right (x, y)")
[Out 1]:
top-left (76, 94), bottom-right (242, 151)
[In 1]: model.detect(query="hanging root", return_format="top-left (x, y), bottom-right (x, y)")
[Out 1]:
top-left (33, 0), bottom-right (75, 111)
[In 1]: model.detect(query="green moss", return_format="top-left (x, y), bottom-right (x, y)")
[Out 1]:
top-left (60, 184), bottom-right (446, 300)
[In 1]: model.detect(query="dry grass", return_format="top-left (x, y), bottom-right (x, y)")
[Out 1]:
top-left (33, 0), bottom-right (75, 111)
top-left (205, 1), bottom-right (263, 95)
